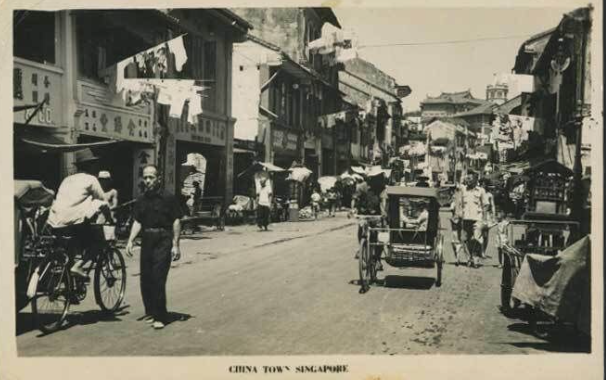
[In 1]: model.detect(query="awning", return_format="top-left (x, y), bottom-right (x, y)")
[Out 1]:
top-left (233, 147), bottom-right (257, 155)
top-left (237, 161), bottom-right (286, 178)
top-left (18, 129), bottom-right (119, 153)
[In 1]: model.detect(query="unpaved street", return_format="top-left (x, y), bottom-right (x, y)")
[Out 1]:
top-left (16, 212), bottom-right (588, 356)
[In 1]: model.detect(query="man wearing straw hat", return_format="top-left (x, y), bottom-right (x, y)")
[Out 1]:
top-left (48, 148), bottom-right (113, 279)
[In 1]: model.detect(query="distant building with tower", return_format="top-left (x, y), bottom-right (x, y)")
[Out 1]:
top-left (486, 74), bottom-right (509, 105)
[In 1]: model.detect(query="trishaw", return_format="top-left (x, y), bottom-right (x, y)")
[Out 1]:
top-left (358, 187), bottom-right (444, 293)
top-left (499, 160), bottom-right (584, 337)
top-left (14, 180), bottom-right (55, 311)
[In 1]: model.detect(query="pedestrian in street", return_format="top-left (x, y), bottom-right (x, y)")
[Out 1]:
top-left (495, 209), bottom-right (510, 269)
top-left (461, 172), bottom-right (486, 268)
top-left (256, 178), bottom-right (272, 231)
top-left (192, 181), bottom-right (202, 213)
top-left (126, 165), bottom-right (183, 330)
top-left (479, 178), bottom-right (496, 259)
top-left (97, 170), bottom-right (118, 224)
top-left (325, 188), bottom-right (337, 217)
top-left (311, 187), bottom-right (322, 220)
top-left (450, 184), bottom-right (465, 266)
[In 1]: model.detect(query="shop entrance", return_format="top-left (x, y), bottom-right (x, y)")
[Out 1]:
top-left (175, 140), bottom-right (224, 198)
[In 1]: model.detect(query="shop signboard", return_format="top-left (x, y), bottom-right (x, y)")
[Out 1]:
top-left (13, 58), bottom-right (64, 128)
top-left (174, 116), bottom-right (227, 147)
top-left (133, 148), bottom-right (156, 197)
top-left (77, 80), bottom-right (154, 143)
top-left (273, 129), bottom-right (298, 154)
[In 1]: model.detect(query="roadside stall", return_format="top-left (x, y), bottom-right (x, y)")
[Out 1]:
top-left (287, 166), bottom-right (313, 221)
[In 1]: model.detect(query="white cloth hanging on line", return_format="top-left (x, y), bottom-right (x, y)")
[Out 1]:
top-left (168, 36), bottom-right (188, 72)
top-left (113, 34), bottom-right (189, 94)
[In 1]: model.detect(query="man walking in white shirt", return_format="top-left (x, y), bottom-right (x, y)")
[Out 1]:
top-left (256, 178), bottom-right (272, 231)
top-left (460, 172), bottom-right (486, 268)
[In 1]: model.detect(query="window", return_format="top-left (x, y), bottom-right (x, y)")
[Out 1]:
top-left (202, 41), bottom-right (217, 112)
top-left (14, 11), bottom-right (56, 64)
top-left (76, 13), bottom-right (151, 81)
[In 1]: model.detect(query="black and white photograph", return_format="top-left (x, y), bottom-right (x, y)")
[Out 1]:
top-left (1, 0), bottom-right (602, 379)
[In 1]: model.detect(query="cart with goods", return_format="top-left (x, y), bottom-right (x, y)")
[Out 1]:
top-left (357, 187), bottom-right (444, 293)
top-left (499, 160), bottom-right (586, 339)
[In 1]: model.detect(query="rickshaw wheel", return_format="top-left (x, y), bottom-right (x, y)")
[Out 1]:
top-left (500, 255), bottom-right (517, 315)
top-left (358, 239), bottom-right (372, 292)
top-left (436, 236), bottom-right (444, 287)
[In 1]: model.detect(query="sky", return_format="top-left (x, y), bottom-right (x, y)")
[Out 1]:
top-left (332, 7), bottom-right (572, 112)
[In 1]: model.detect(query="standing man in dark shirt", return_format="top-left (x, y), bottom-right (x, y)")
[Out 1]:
top-left (126, 165), bottom-right (183, 329)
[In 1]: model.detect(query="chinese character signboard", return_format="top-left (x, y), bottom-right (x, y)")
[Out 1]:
top-left (77, 80), bottom-right (154, 143)
top-left (273, 129), bottom-right (298, 154)
top-left (133, 148), bottom-right (156, 197)
top-left (174, 116), bottom-right (227, 146)
top-left (13, 59), bottom-right (64, 128)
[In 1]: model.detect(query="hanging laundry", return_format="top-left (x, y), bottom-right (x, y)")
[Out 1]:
top-left (187, 90), bottom-right (203, 124)
top-left (168, 36), bottom-right (188, 72)
top-left (157, 86), bottom-right (172, 105)
top-left (114, 58), bottom-right (128, 95)
top-left (169, 92), bottom-right (188, 118)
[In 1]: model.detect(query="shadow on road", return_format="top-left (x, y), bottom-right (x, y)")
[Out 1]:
top-left (16, 305), bottom-right (131, 338)
top-left (506, 322), bottom-right (591, 353)
top-left (181, 235), bottom-right (212, 241)
top-left (348, 275), bottom-right (436, 291)
top-left (379, 275), bottom-right (436, 290)
top-left (166, 311), bottom-right (193, 326)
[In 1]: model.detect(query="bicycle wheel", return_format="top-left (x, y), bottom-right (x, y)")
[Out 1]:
top-left (94, 247), bottom-right (126, 312)
top-left (31, 260), bottom-right (71, 334)
top-left (358, 239), bottom-right (372, 292)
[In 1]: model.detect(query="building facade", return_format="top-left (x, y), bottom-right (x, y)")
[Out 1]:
top-left (13, 9), bottom-right (250, 204)
top-left (339, 58), bottom-right (406, 167)
top-left (230, 7), bottom-right (344, 178)
top-left (420, 90), bottom-right (490, 121)
top-left (486, 82), bottom-right (509, 105)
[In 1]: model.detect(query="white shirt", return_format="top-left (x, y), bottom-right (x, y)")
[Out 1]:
top-left (47, 173), bottom-right (108, 228)
top-left (462, 185), bottom-right (486, 222)
top-left (311, 193), bottom-right (322, 203)
top-left (258, 185), bottom-right (272, 207)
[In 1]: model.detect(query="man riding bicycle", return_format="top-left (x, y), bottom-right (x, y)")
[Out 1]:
top-left (350, 175), bottom-right (388, 271)
top-left (47, 148), bottom-right (113, 279)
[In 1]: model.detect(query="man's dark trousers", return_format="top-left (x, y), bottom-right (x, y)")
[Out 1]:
top-left (140, 229), bottom-right (172, 323)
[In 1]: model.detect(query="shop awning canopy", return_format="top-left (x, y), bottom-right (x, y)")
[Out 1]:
top-left (237, 161), bottom-right (286, 178)
top-left (18, 129), bottom-right (119, 153)
top-left (233, 147), bottom-right (257, 155)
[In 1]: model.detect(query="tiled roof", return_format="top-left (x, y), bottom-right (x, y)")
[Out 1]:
top-left (454, 102), bottom-right (496, 117)
top-left (421, 90), bottom-right (488, 105)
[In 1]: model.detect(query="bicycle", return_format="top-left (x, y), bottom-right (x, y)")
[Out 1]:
top-left (28, 224), bottom-right (127, 334)
top-left (355, 214), bottom-right (384, 293)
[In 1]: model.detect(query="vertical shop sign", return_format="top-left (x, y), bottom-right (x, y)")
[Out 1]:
top-left (133, 148), bottom-right (155, 197)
